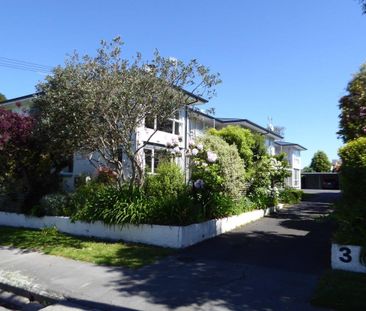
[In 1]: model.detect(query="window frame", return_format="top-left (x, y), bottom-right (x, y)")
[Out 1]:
top-left (144, 111), bottom-right (182, 136)
top-left (144, 146), bottom-right (167, 174)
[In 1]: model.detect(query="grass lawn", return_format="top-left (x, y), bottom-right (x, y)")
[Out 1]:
top-left (311, 269), bottom-right (366, 311)
top-left (0, 226), bottom-right (174, 269)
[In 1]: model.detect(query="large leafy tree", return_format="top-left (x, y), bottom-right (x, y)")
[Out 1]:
top-left (34, 37), bottom-right (220, 188)
top-left (338, 63), bottom-right (366, 142)
top-left (309, 151), bottom-right (331, 172)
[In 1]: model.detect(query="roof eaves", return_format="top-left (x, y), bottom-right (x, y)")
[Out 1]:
top-left (219, 118), bottom-right (283, 139)
top-left (0, 93), bottom-right (37, 106)
top-left (275, 141), bottom-right (307, 151)
top-left (180, 88), bottom-right (208, 104)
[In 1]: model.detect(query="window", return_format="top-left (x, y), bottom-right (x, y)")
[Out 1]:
top-left (157, 119), bottom-right (173, 133)
top-left (145, 114), bottom-right (155, 129)
top-left (293, 169), bottom-right (300, 187)
top-left (61, 156), bottom-right (74, 174)
top-left (145, 110), bottom-right (182, 135)
top-left (144, 148), bottom-right (167, 174)
top-left (145, 149), bottom-right (153, 173)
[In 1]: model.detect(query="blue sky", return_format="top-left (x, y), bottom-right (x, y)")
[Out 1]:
top-left (1, 0), bottom-right (366, 167)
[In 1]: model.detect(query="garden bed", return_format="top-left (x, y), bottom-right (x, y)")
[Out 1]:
top-left (0, 205), bottom-right (282, 248)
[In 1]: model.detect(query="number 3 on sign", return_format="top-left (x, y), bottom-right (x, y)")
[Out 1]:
top-left (339, 247), bottom-right (352, 263)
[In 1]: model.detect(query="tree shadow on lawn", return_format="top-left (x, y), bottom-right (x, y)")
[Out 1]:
top-left (0, 226), bottom-right (173, 268)
top-left (0, 226), bottom-right (84, 251)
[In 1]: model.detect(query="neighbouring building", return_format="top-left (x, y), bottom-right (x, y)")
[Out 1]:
top-left (301, 172), bottom-right (340, 190)
top-left (274, 141), bottom-right (307, 189)
top-left (1, 93), bottom-right (306, 190)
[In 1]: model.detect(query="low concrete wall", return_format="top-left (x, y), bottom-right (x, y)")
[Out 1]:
top-left (331, 243), bottom-right (366, 273)
top-left (0, 205), bottom-right (282, 249)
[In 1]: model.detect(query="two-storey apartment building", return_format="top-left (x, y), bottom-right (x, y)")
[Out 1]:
top-left (1, 93), bottom-right (306, 189)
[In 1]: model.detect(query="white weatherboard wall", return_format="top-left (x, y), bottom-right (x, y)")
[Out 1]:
top-left (0, 206), bottom-right (281, 248)
top-left (331, 243), bottom-right (366, 273)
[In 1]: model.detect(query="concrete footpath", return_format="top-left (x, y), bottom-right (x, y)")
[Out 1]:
top-left (0, 192), bottom-right (338, 311)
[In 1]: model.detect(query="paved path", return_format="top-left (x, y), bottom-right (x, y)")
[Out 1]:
top-left (0, 198), bottom-right (335, 311)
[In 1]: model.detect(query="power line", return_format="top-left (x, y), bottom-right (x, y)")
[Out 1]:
top-left (0, 57), bottom-right (53, 74)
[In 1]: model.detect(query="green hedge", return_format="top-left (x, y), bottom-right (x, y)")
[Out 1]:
top-left (279, 187), bottom-right (303, 204)
top-left (339, 137), bottom-right (366, 204)
top-left (335, 137), bottom-right (366, 246)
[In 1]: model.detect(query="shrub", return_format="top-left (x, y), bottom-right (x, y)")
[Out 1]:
top-left (279, 187), bottom-right (303, 204)
top-left (144, 161), bottom-right (185, 198)
top-left (30, 193), bottom-right (72, 217)
top-left (70, 182), bottom-right (151, 225)
top-left (209, 194), bottom-right (256, 219)
top-left (40, 193), bottom-right (73, 216)
top-left (334, 137), bottom-right (366, 246)
top-left (143, 161), bottom-right (200, 225)
top-left (95, 166), bottom-right (118, 184)
top-left (247, 155), bottom-right (290, 196)
top-left (208, 125), bottom-right (255, 168)
top-left (248, 187), bottom-right (275, 209)
top-left (191, 134), bottom-right (246, 201)
top-left (338, 137), bottom-right (366, 204)
top-left (70, 179), bottom-right (201, 226)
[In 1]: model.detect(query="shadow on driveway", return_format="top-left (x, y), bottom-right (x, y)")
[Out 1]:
top-left (95, 202), bottom-right (334, 310)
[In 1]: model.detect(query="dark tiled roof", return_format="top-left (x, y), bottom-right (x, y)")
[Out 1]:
top-left (0, 89), bottom-right (208, 106)
top-left (192, 110), bottom-right (283, 139)
top-left (0, 93), bottom-right (37, 105)
top-left (275, 141), bottom-right (307, 150)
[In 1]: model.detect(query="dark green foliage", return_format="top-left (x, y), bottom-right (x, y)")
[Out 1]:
top-left (333, 201), bottom-right (366, 247)
top-left (70, 182), bottom-right (150, 225)
top-left (333, 137), bottom-right (366, 247)
top-left (70, 179), bottom-right (200, 226)
top-left (302, 166), bottom-right (314, 172)
top-left (248, 187), bottom-right (275, 209)
top-left (209, 195), bottom-right (256, 218)
top-left (192, 134), bottom-right (246, 200)
top-left (208, 125), bottom-right (255, 168)
top-left (30, 193), bottom-right (73, 217)
top-left (279, 187), bottom-right (303, 204)
top-left (310, 150), bottom-right (331, 172)
top-left (311, 270), bottom-right (366, 311)
top-left (144, 161), bottom-right (185, 198)
top-left (338, 138), bottom-right (366, 205)
top-left (338, 63), bottom-right (366, 142)
top-left (252, 133), bottom-right (268, 160)
top-left (68, 158), bottom-right (256, 226)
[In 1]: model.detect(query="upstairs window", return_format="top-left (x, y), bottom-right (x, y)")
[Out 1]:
top-left (145, 111), bottom-right (182, 135)
top-left (145, 114), bottom-right (155, 129)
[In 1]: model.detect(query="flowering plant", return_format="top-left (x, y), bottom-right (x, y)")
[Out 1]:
top-left (96, 166), bottom-right (118, 184)
top-left (166, 134), bottom-right (246, 205)
top-left (166, 137), bottom-right (183, 156)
